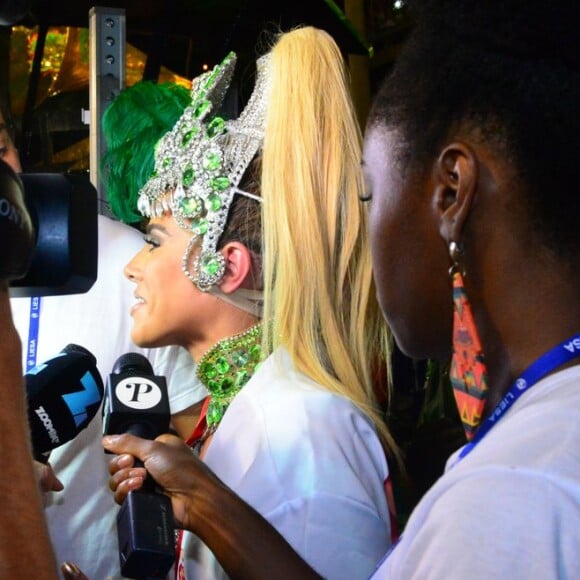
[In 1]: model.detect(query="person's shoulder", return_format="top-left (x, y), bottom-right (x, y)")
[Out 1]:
top-left (97, 215), bottom-right (144, 255)
top-left (246, 349), bottom-right (364, 416)
top-left (98, 214), bottom-right (142, 240)
top-left (235, 350), bottom-right (381, 455)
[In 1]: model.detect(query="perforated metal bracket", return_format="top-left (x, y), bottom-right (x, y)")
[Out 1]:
top-left (89, 7), bottom-right (126, 216)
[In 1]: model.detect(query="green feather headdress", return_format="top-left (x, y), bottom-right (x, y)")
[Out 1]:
top-left (100, 81), bottom-right (191, 224)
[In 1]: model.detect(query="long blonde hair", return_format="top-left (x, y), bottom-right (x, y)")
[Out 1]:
top-left (261, 26), bottom-right (398, 457)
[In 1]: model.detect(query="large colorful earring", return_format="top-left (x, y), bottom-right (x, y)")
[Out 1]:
top-left (448, 241), bottom-right (489, 440)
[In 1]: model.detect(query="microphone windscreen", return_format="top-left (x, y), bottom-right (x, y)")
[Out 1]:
top-left (111, 352), bottom-right (154, 376)
top-left (25, 344), bottom-right (104, 458)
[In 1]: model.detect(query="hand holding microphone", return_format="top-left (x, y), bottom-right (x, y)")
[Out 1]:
top-left (103, 352), bottom-right (175, 579)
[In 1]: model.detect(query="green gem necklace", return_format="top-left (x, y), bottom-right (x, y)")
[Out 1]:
top-left (196, 322), bottom-right (265, 431)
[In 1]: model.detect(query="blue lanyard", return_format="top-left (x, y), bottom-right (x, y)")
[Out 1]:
top-left (457, 331), bottom-right (580, 462)
top-left (26, 296), bottom-right (42, 371)
top-left (370, 332), bottom-right (580, 578)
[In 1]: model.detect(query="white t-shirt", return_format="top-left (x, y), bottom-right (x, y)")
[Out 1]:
top-left (177, 348), bottom-right (392, 580)
top-left (372, 365), bottom-right (580, 579)
top-left (11, 214), bottom-right (206, 580)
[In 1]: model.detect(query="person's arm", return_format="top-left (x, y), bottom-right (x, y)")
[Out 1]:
top-left (169, 399), bottom-right (205, 440)
top-left (0, 283), bottom-right (57, 578)
top-left (34, 460), bottom-right (64, 494)
top-left (104, 432), bottom-right (322, 580)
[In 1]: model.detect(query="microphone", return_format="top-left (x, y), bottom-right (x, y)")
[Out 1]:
top-left (103, 352), bottom-right (175, 579)
top-left (25, 344), bottom-right (104, 462)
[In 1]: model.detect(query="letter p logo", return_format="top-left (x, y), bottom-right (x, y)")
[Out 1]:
top-left (115, 377), bottom-right (162, 409)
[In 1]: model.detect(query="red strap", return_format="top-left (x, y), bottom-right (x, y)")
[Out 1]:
top-left (384, 475), bottom-right (400, 544)
top-left (185, 395), bottom-right (211, 446)
top-left (175, 395), bottom-right (212, 578)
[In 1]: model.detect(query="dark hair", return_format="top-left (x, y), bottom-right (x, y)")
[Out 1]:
top-left (369, 0), bottom-right (580, 261)
top-left (217, 155), bottom-right (263, 285)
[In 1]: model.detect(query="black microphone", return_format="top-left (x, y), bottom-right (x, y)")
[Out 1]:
top-left (25, 344), bottom-right (104, 462)
top-left (103, 352), bottom-right (175, 579)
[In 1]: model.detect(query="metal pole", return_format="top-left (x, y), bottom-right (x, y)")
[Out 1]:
top-left (88, 6), bottom-right (125, 216)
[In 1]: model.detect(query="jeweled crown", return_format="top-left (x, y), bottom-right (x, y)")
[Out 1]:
top-left (136, 51), bottom-right (270, 290)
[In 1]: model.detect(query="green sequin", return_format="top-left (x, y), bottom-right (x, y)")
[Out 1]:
top-left (182, 166), bottom-right (196, 186)
top-left (205, 193), bottom-right (222, 212)
top-left (215, 357), bottom-right (230, 374)
top-left (194, 99), bottom-right (211, 118)
top-left (232, 350), bottom-right (248, 367)
top-left (206, 117), bottom-right (226, 138)
top-left (211, 176), bottom-right (230, 191)
top-left (204, 68), bottom-right (220, 90)
top-left (191, 217), bottom-right (208, 235)
top-left (207, 379), bottom-right (221, 391)
top-left (196, 323), bottom-right (265, 427)
top-left (236, 370), bottom-right (249, 387)
top-left (179, 196), bottom-right (202, 217)
top-left (207, 401), bottom-right (222, 424)
top-left (201, 255), bottom-right (222, 276)
top-left (220, 377), bottom-right (234, 392)
top-left (199, 360), bottom-right (217, 380)
top-left (249, 343), bottom-right (263, 362)
top-left (181, 127), bottom-right (198, 146)
top-left (202, 152), bottom-right (222, 171)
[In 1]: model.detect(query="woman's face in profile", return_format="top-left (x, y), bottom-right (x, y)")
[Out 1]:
top-left (123, 211), bottom-right (216, 351)
top-left (362, 125), bottom-right (453, 360)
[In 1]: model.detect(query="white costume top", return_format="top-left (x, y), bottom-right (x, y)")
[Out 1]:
top-left (11, 215), bottom-right (206, 580)
top-left (372, 365), bottom-right (580, 579)
top-left (177, 348), bottom-right (392, 580)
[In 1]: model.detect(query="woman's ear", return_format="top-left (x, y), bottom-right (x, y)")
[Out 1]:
top-left (434, 142), bottom-right (478, 245)
top-left (217, 242), bottom-right (254, 294)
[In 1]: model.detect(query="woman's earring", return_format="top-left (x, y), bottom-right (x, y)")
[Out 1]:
top-left (448, 241), bottom-right (489, 440)
top-left (181, 236), bottom-right (226, 292)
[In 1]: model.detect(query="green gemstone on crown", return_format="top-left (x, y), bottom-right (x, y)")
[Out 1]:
top-left (194, 99), bottom-right (211, 118)
top-left (162, 157), bottom-right (172, 168)
top-left (179, 196), bottom-right (202, 217)
top-left (202, 152), bottom-right (222, 171)
top-left (182, 166), bottom-right (196, 186)
top-left (181, 126), bottom-right (198, 146)
top-left (200, 255), bottom-right (222, 276)
top-left (206, 117), bottom-right (226, 138)
top-left (205, 193), bottom-right (222, 212)
top-left (211, 176), bottom-right (230, 191)
top-left (204, 65), bottom-right (221, 89)
top-left (191, 217), bottom-right (208, 235)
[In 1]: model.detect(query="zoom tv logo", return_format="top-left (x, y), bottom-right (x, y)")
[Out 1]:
top-left (115, 377), bottom-right (162, 409)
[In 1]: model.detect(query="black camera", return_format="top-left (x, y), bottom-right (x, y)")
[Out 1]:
top-left (0, 159), bottom-right (98, 297)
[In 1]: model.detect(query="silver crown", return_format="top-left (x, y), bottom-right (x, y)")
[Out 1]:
top-left (137, 51), bottom-right (271, 290)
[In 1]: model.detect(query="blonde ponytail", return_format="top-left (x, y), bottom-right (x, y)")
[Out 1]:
top-left (261, 26), bottom-right (399, 459)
